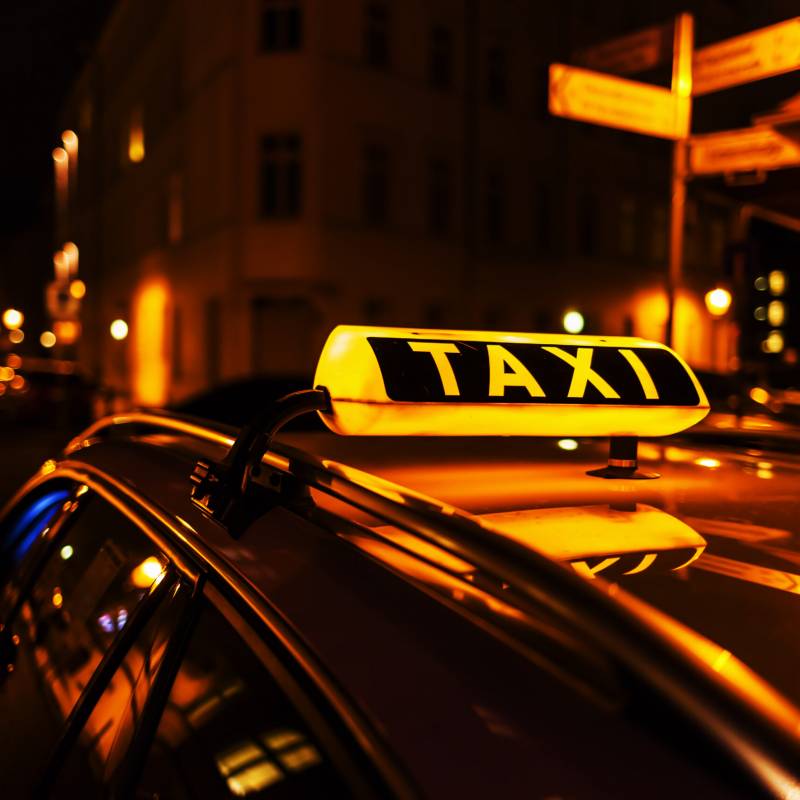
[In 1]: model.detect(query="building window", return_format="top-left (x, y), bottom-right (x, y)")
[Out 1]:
top-left (260, 0), bottom-right (302, 51)
top-left (260, 134), bottom-right (302, 218)
top-left (427, 157), bottom-right (452, 236)
top-left (428, 25), bottom-right (452, 89)
top-left (486, 168), bottom-right (506, 244)
top-left (362, 144), bottom-right (390, 226)
top-left (487, 46), bottom-right (507, 107)
top-left (364, 2), bottom-right (390, 68)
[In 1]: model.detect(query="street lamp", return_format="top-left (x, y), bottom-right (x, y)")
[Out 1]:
top-left (2, 308), bottom-right (24, 330)
top-left (704, 287), bottom-right (732, 317)
top-left (562, 310), bottom-right (585, 334)
top-left (110, 319), bottom-right (129, 341)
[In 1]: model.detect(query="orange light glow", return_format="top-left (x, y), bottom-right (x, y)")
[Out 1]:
top-left (313, 325), bottom-right (709, 437)
top-left (110, 319), bottom-right (129, 341)
top-left (694, 457), bottom-right (721, 469)
top-left (132, 276), bottom-right (170, 406)
top-left (52, 588), bottom-right (63, 608)
top-left (704, 287), bottom-right (731, 317)
top-left (10, 375), bottom-right (25, 391)
top-left (69, 279), bottom-right (87, 300)
top-left (2, 308), bottom-right (24, 330)
top-left (53, 250), bottom-right (69, 282)
top-left (0, 367), bottom-right (15, 382)
top-left (130, 557), bottom-right (166, 589)
top-left (128, 108), bottom-right (145, 163)
top-left (8, 329), bottom-right (24, 344)
top-left (62, 241), bottom-right (79, 276)
top-left (40, 331), bottom-right (56, 349)
top-left (6, 354), bottom-right (22, 368)
top-left (750, 386), bottom-right (770, 405)
top-left (53, 320), bottom-right (81, 346)
top-left (767, 300), bottom-right (785, 327)
top-left (61, 129), bottom-right (78, 153)
top-left (769, 270), bottom-right (786, 296)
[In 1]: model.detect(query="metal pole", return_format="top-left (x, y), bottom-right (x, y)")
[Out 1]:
top-left (666, 13), bottom-right (693, 348)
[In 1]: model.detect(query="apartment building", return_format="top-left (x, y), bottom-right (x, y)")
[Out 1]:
top-left (59, 0), bottom-right (733, 405)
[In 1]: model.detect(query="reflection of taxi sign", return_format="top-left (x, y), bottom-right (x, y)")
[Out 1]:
top-left (314, 326), bottom-right (709, 436)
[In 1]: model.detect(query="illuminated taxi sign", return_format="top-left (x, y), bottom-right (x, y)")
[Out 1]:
top-left (314, 326), bottom-right (709, 437)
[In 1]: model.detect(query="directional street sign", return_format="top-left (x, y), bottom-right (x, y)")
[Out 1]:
top-left (573, 23), bottom-right (672, 76)
top-left (548, 63), bottom-right (689, 140)
top-left (694, 17), bottom-right (800, 96)
top-left (689, 125), bottom-right (800, 175)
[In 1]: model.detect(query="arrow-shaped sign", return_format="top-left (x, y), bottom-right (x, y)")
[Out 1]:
top-left (549, 63), bottom-right (689, 140)
top-left (694, 17), bottom-right (800, 96)
top-left (689, 125), bottom-right (800, 175)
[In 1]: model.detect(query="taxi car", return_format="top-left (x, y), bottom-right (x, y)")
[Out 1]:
top-left (1, 325), bottom-right (799, 799)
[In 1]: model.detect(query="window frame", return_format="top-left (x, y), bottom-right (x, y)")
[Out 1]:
top-left (0, 473), bottom-right (203, 795)
top-left (7, 462), bottom-right (410, 798)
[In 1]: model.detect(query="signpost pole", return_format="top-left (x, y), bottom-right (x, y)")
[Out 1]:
top-left (665, 13), bottom-right (693, 348)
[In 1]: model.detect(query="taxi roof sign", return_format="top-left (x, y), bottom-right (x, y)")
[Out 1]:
top-left (313, 326), bottom-right (709, 437)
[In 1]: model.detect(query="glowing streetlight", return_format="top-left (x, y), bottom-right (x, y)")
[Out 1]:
top-left (2, 308), bottom-right (24, 330)
top-left (62, 241), bottom-right (79, 276)
top-left (8, 330), bottom-right (24, 344)
top-left (40, 331), bottom-right (57, 349)
top-left (704, 287), bottom-right (731, 317)
top-left (69, 279), bottom-right (87, 299)
top-left (110, 319), bottom-right (129, 341)
top-left (562, 310), bottom-right (585, 334)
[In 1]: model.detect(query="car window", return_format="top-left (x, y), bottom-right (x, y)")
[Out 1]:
top-left (0, 483), bottom-right (72, 578)
top-left (134, 596), bottom-right (353, 800)
top-left (0, 494), bottom-right (169, 798)
top-left (48, 579), bottom-right (189, 798)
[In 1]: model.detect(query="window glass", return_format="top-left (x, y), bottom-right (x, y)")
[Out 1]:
top-left (0, 496), bottom-right (167, 797)
top-left (49, 581), bottom-right (187, 798)
top-left (260, 1), bottom-right (302, 52)
top-left (0, 485), bottom-right (71, 570)
top-left (364, 1), bottom-right (390, 68)
top-left (260, 134), bottom-right (302, 219)
top-left (136, 598), bottom-right (351, 799)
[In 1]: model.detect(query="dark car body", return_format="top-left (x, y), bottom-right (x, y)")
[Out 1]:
top-left (1, 410), bottom-right (800, 798)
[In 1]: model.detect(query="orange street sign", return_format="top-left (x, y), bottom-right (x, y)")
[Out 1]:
top-left (574, 22), bottom-right (672, 76)
top-left (694, 17), bottom-right (800, 96)
top-left (689, 125), bottom-right (800, 176)
top-left (549, 63), bottom-right (689, 140)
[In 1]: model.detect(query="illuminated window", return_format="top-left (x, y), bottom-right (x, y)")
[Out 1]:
top-left (485, 167), bottom-right (506, 244)
top-left (487, 46), bottom-right (507, 107)
top-left (428, 25), bottom-right (452, 89)
top-left (362, 143), bottom-right (390, 226)
top-left (128, 106), bottom-right (145, 163)
top-left (260, 0), bottom-right (302, 51)
top-left (427, 157), bottom-right (452, 236)
top-left (364, 1), bottom-right (390, 68)
top-left (260, 134), bottom-right (302, 218)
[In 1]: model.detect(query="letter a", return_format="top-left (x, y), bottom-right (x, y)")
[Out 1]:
top-left (487, 345), bottom-right (545, 397)
top-left (409, 342), bottom-right (461, 395)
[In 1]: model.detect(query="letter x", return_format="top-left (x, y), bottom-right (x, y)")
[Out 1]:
top-left (542, 346), bottom-right (620, 399)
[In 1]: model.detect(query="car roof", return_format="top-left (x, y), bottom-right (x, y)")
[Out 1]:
top-left (42, 412), bottom-right (800, 795)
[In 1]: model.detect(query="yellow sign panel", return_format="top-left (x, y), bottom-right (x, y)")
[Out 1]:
top-left (313, 325), bottom-right (709, 437)
top-left (549, 63), bottom-right (689, 140)
top-left (689, 125), bottom-right (800, 175)
top-left (694, 17), bottom-right (800, 96)
top-left (574, 23), bottom-right (671, 76)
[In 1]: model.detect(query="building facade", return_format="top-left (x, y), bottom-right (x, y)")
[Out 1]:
top-left (58, 0), bottom-right (740, 406)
